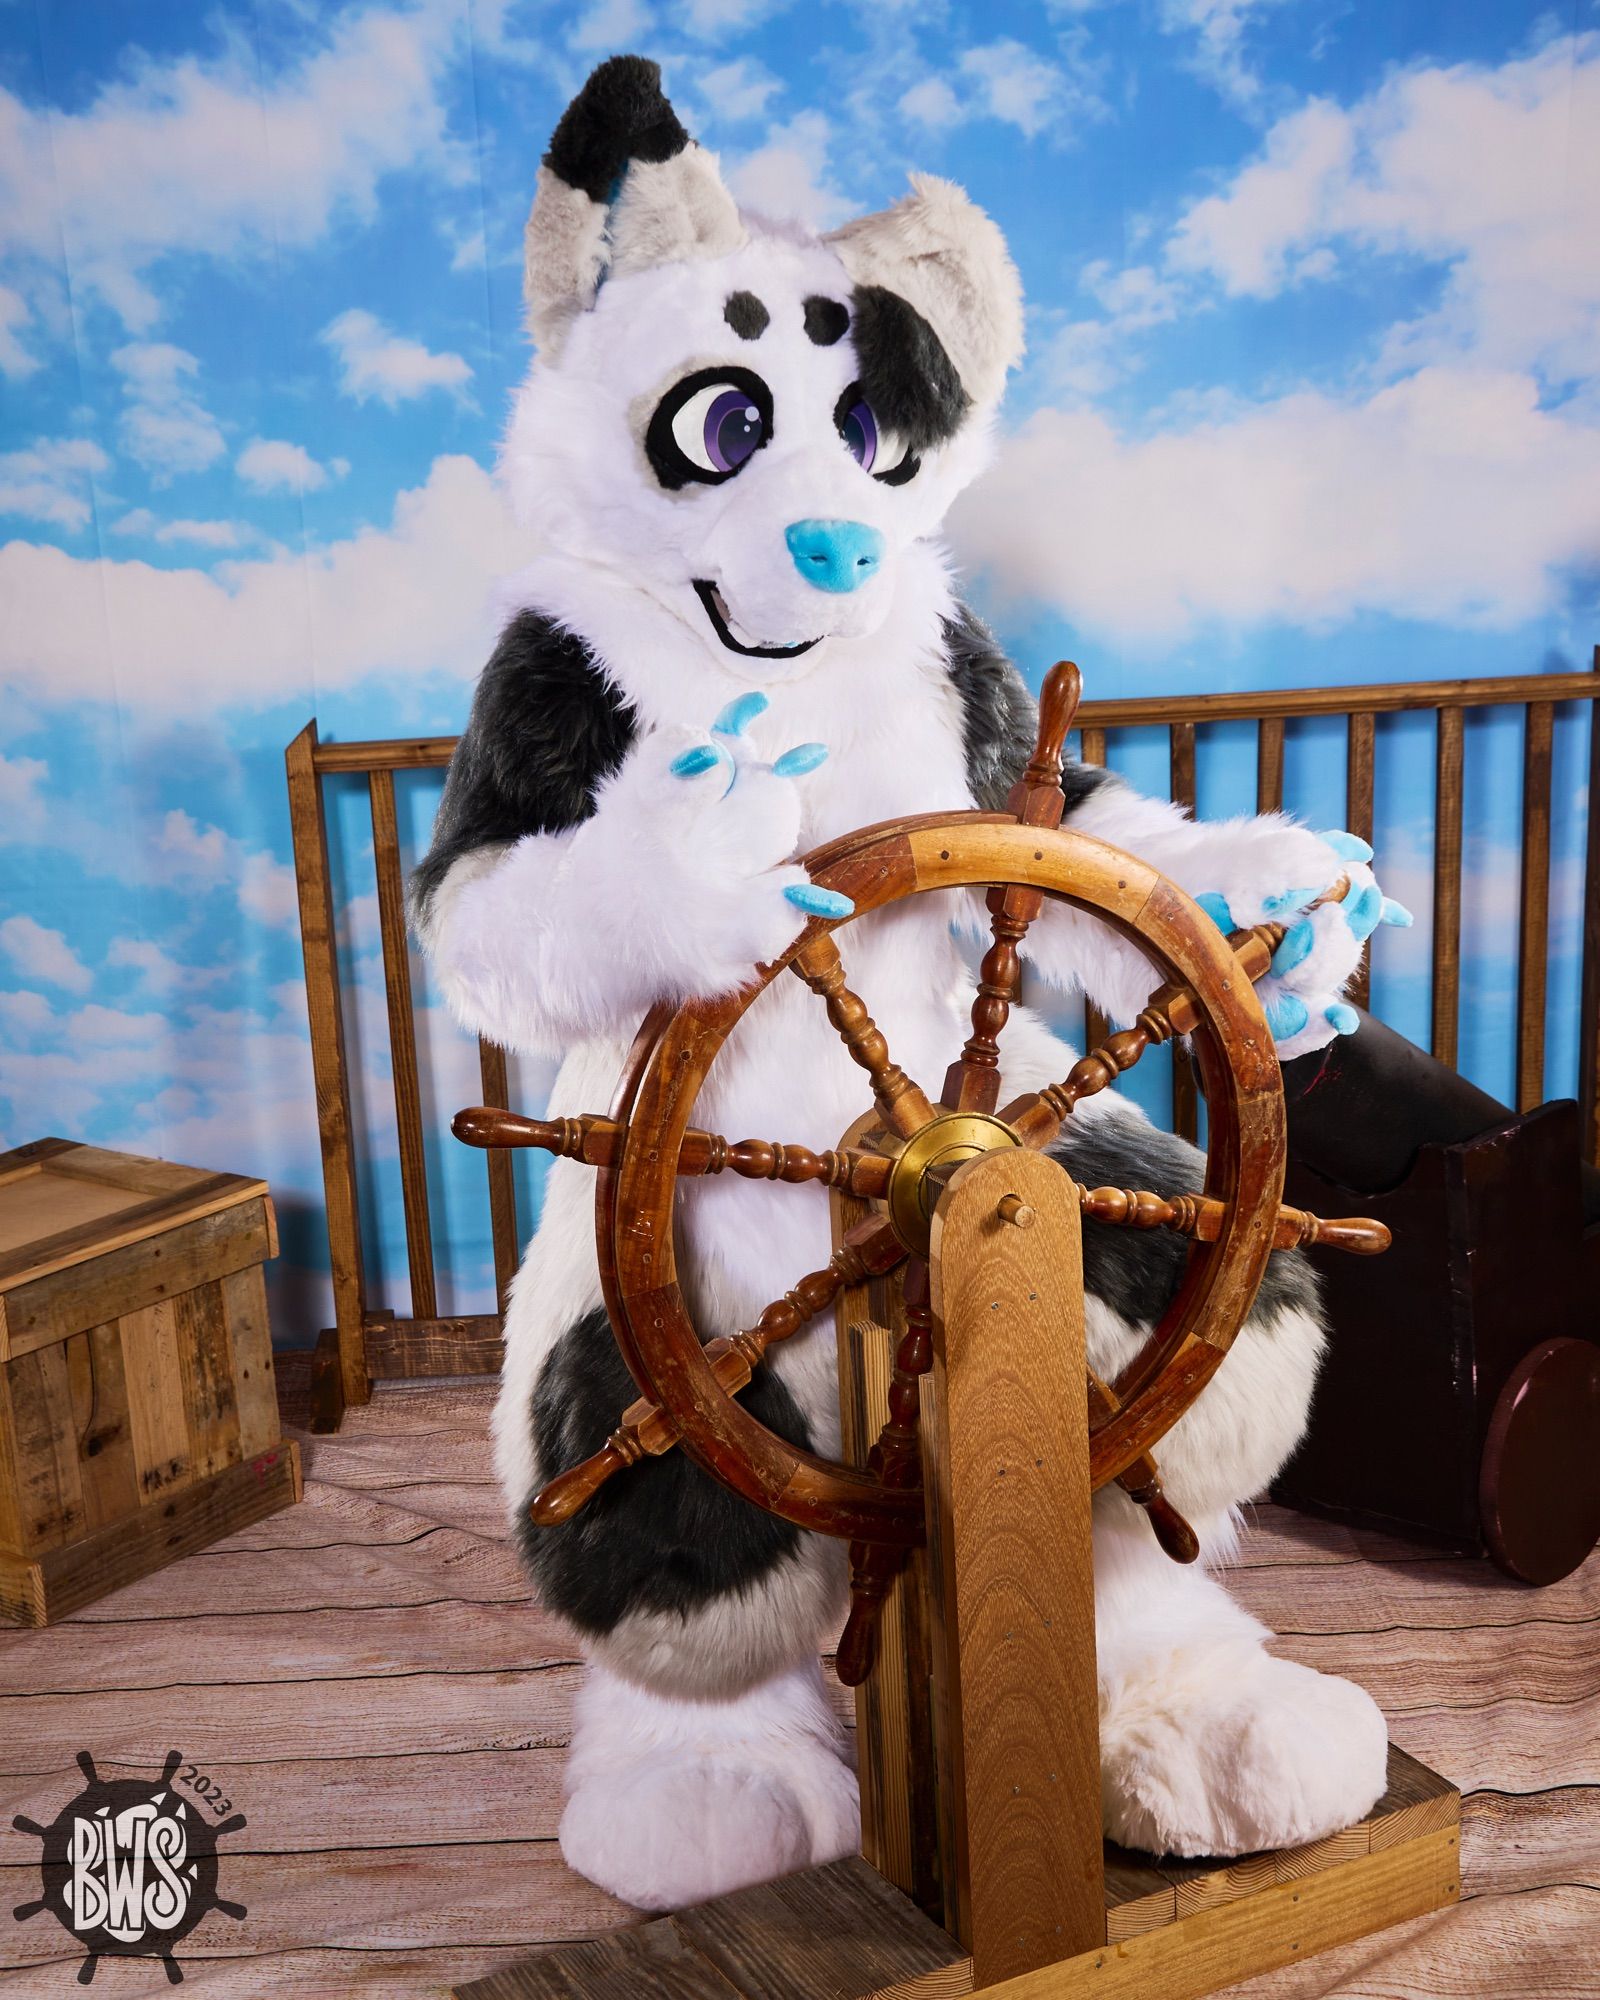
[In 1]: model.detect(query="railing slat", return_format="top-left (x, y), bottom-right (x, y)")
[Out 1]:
top-left (1077, 727), bottom-right (1109, 1055)
top-left (477, 1039), bottom-right (521, 1311)
top-left (1169, 724), bottom-right (1198, 1142)
top-left (1432, 708), bottom-right (1464, 1069)
top-left (369, 769), bottom-right (438, 1321)
top-left (1074, 669), bottom-right (1600, 730)
top-left (1345, 713), bottom-right (1376, 1009)
top-left (1256, 717), bottom-right (1284, 813)
top-left (1516, 703), bottom-right (1555, 1112)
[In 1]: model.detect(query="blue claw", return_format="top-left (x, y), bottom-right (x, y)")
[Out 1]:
top-left (1320, 829), bottom-right (1374, 863)
top-left (1325, 1001), bottom-right (1360, 1036)
top-left (1270, 918), bottom-right (1315, 977)
top-left (1265, 994), bottom-right (1310, 1040)
top-left (1345, 883), bottom-right (1384, 941)
top-left (1196, 891), bottom-right (1236, 932)
top-left (712, 691), bottom-right (769, 737)
top-left (785, 883), bottom-right (854, 920)
top-left (1380, 897), bottom-right (1414, 928)
top-left (1263, 884), bottom-right (1323, 917)
top-left (772, 742), bottom-right (829, 778)
top-left (669, 744), bottom-right (721, 779)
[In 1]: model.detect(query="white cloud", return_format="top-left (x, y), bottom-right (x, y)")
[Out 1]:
top-left (677, 0), bottom-right (781, 36)
top-left (0, 989), bottom-right (54, 1034)
top-left (0, 913), bottom-right (93, 994)
top-left (320, 307), bottom-right (472, 407)
top-left (727, 112), bottom-right (848, 229)
top-left (0, 3), bottom-right (471, 332)
top-left (1158, 0), bottom-right (1289, 107)
top-left (67, 1002), bottom-right (166, 1044)
top-left (902, 40), bottom-right (1103, 141)
top-left (0, 436), bottom-right (111, 530)
top-left (0, 453), bottom-right (523, 714)
top-left (235, 437), bottom-right (340, 494)
top-left (694, 59), bottom-right (781, 126)
top-left (110, 342), bottom-right (225, 477)
top-left (0, 753), bottom-right (48, 840)
top-left (1167, 37), bottom-right (1600, 386)
top-left (950, 365), bottom-right (1600, 644)
top-left (0, 284), bottom-right (38, 377)
top-left (153, 810), bottom-right (299, 930)
top-left (106, 934), bottom-right (227, 996)
top-left (570, 0), bottom-right (655, 54)
top-left (112, 508), bottom-right (248, 548)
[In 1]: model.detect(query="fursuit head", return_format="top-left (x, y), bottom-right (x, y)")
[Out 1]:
top-left (413, 54), bottom-right (1402, 1913)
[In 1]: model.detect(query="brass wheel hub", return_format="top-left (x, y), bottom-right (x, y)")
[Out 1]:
top-left (884, 1111), bottom-right (1023, 1256)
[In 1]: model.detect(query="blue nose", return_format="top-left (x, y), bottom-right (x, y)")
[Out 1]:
top-left (785, 518), bottom-right (884, 594)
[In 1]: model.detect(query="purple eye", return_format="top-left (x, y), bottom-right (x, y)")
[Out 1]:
top-left (661, 377), bottom-right (771, 481)
top-left (840, 399), bottom-right (877, 472)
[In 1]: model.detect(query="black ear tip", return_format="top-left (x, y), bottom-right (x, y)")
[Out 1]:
top-left (544, 53), bottom-right (690, 204)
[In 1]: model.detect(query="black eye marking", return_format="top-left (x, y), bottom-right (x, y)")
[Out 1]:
top-left (723, 291), bottom-right (770, 340)
top-left (645, 365), bottom-right (774, 490)
top-left (803, 296), bottom-right (849, 347)
top-left (848, 285), bottom-right (970, 452)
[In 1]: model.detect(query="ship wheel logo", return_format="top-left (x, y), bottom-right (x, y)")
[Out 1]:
top-left (13, 1751), bottom-right (246, 1985)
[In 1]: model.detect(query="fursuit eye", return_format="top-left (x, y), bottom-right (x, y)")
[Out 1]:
top-left (839, 398), bottom-right (878, 472)
top-left (646, 369), bottom-right (774, 488)
top-left (674, 383), bottom-right (765, 473)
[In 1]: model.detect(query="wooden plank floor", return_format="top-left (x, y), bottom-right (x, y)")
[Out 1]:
top-left (1, 1376), bottom-right (1595, 1998)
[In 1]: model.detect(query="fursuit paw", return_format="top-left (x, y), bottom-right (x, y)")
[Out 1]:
top-left (1100, 1645), bottom-right (1390, 1859)
top-left (1194, 826), bottom-right (1410, 1062)
top-left (616, 691), bottom-right (850, 995)
top-left (560, 1736), bottom-right (860, 1912)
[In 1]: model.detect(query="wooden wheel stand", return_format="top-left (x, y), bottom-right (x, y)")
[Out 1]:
top-left (450, 668), bottom-right (1460, 2000)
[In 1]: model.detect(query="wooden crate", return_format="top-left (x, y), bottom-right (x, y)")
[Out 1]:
top-left (0, 1138), bottom-right (301, 1626)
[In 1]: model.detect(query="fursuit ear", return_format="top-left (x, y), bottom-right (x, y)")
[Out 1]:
top-left (825, 174), bottom-right (1024, 441)
top-left (525, 55), bottom-right (745, 352)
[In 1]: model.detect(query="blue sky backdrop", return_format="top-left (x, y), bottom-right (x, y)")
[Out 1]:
top-left (2, 1), bottom-right (1596, 1339)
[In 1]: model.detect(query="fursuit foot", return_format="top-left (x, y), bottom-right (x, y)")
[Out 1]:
top-left (559, 1656), bottom-right (860, 1911)
top-left (1100, 1640), bottom-right (1390, 1859)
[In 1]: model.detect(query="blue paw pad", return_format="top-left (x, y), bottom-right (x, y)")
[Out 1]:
top-left (1380, 897), bottom-right (1414, 928)
top-left (1196, 891), bottom-right (1236, 932)
top-left (1345, 883), bottom-right (1384, 941)
top-left (1270, 918), bottom-right (1315, 977)
top-left (1263, 884), bottom-right (1323, 917)
top-left (1325, 1001), bottom-right (1360, 1035)
top-left (669, 744), bottom-right (721, 779)
top-left (772, 742), bottom-right (829, 778)
top-left (784, 883), bottom-right (854, 920)
top-left (712, 691), bottom-right (769, 737)
top-left (1265, 994), bottom-right (1310, 1039)
top-left (1320, 829), bottom-right (1374, 863)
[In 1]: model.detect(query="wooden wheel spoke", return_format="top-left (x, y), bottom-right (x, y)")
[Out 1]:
top-left (453, 1105), bottom-right (892, 1200)
top-left (791, 934), bottom-right (937, 1140)
top-left (836, 1259), bottom-right (934, 1687)
top-left (1076, 1181), bottom-right (1391, 1256)
top-left (943, 662), bottom-right (1083, 1115)
top-left (527, 1214), bottom-right (905, 1524)
top-left (1085, 1368), bottom-right (1199, 1564)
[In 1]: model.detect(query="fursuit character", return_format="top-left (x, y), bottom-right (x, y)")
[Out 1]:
top-left (413, 56), bottom-right (1402, 1913)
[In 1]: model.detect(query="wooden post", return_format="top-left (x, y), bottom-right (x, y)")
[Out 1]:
top-left (924, 1147), bottom-right (1103, 1986)
top-left (285, 723), bottom-right (370, 1419)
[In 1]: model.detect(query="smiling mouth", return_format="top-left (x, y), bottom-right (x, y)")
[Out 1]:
top-left (693, 580), bottom-right (819, 660)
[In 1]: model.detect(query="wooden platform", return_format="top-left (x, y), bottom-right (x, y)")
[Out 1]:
top-left (1, 1376), bottom-right (1596, 1996)
top-left (457, 1751), bottom-right (1460, 1999)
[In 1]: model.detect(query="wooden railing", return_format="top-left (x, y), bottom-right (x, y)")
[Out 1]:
top-left (286, 655), bottom-right (1599, 1425)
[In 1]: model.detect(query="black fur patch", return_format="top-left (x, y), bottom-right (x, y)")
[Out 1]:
top-left (518, 1309), bottom-right (814, 1632)
top-left (850, 284), bottom-right (971, 452)
top-left (724, 290), bottom-right (769, 340)
top-left (803, 295), bottom-right (849, 346)
top-left (942, 601), bottom-right (1108, 817)
top-left (1053, 1113), bottom-right (1321, 1329)
top-left (409, 612), bottom-right (636, 924)
top-left (544, 55), bottom-right (689, 204)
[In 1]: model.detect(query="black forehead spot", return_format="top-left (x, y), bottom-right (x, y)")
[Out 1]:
top-left (723, 291), bottom-right (770, 340)
top-left (849, 285), bottom-right (971, 452)
top-left (803, 296), bottom-right (850, 347)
